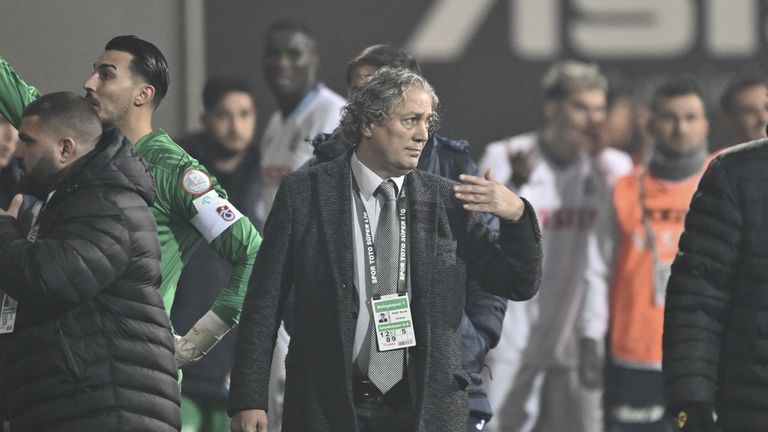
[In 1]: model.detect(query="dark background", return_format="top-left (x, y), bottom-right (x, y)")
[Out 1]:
top-left (205, 0), bottom-right (768, 158)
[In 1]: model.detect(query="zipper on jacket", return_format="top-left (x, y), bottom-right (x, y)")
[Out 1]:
top-left (56, 323), bottom-right (81, 379)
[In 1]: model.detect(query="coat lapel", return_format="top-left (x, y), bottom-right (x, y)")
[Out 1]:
top-left (316, 154), bottom-right (357, 405)
top-left (405, 170), bottom-right (437, 421)
top-left (317, 155), bottom-right (355, 291)
top-left (407, 170), bottom-right (438, 310)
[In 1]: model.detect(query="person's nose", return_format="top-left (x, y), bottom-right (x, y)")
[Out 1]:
top-left (674, 119), bottom-right (690, 138)
top-left (83, 73), bottom-right (98, 92)
top-left (414, 120), bottom-right (429, 143)
top-left (13, 144), bottom-right (24, 160)
top-left (587, 108), bottom-right (606, 127)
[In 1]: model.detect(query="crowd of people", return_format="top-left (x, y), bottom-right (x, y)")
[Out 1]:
top-left (1, 17), bottom-right (767, 432)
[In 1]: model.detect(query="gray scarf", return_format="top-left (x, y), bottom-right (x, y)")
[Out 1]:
top-left (648, 144), bottom-right (708, 181)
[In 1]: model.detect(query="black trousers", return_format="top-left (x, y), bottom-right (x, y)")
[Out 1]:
top-left (355, 377), bottom-right (415, 432)
top-left (605, 364), bottom-right (671, 432)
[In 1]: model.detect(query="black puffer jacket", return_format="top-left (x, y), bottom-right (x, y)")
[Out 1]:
top-left (663, 139), bottom-right (768, 431)
top-left (0, 129), bottom-right (180, 431)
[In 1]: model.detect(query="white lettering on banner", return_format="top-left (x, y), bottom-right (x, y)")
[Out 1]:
top-left (406, 0), bottom-right (759, 61)
top-left (511, 0), bottom-right (559, 59)
top-left (570, 0), bottom-right (695, 58)
top-left (405, 0), bottom-right (496, 61)
top-left (705, 0), bottom-right (757, 56)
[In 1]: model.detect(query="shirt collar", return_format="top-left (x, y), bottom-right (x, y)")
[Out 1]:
top-left (281, 84), bottom-right (323, 122)
top-left (350, 152), bottom-right (405, 200)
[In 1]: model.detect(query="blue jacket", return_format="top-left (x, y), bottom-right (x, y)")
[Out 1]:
top-left (309, 130), bottom-right (508, 419)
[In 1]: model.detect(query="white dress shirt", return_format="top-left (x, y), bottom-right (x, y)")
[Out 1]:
top-left (349, 152), bottom-right (405, 363)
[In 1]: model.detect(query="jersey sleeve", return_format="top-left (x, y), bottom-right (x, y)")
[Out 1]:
top-left (0, 56), bottom-right (41, 128)
top-left (579, 188), bottom-right (617, 341)
top-left (168, 157), bottom-right (262, 327)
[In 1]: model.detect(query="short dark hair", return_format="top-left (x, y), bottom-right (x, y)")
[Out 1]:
top-left (720, 77), bottom-right (767, 114)
top-left (202, 77), bottom-right (254, 111)
top-left (105, 35), bottom-right (170, 108)
top-left (651, 76), bottom-right (705, 112)
top-left (23, 92), bottom-right (102, 147)
top-left (345, 45), bottom-right (422, 85)
top-left (265, 19), bottom-right (316, 44)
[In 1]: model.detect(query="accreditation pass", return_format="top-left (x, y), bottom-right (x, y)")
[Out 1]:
top-left (0, 290), bottom-right (18, 334)
top-left (372, 293), bottom-right (416, 351)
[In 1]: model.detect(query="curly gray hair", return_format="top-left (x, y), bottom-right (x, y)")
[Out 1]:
top-left (340, 66), bottom-right (440, 144)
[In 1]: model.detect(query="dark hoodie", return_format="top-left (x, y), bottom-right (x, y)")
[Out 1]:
top-left (0, 129), bottom-right (181, 431)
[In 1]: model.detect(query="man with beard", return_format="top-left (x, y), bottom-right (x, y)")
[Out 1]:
top-left (0, 36), bottom-right (262, 372)
top-left (0, 91), bottom-right (180, 431)
top-left (662, 86), bottom-right (768, 432)
top-left (589, 78), bottom-right (712, 432)
top-left (481, 61), bottom-right (629, 432)
top-left (172, 77), bottom-right (260, 432)
top-left (0, 116), bottom-right (21, 209)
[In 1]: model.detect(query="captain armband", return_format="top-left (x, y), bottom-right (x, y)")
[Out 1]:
top-left (190, 190), bottom-right (244, 243)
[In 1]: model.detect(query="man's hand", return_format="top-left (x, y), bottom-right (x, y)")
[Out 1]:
top-left (231, 409), bottom-right (268, 432)
top-left (454, 169), bottom-right (525, 221)
top-left (578, 337), bottom-right (603, 389)
top-left (0, 194), bottom-right (22, 219)
top-left (175, 311), bottom-right (232, 368)
top-left (509, 147), bottom-right (538, 189)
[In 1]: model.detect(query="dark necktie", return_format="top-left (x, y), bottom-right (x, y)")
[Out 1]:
top-left (367, 180), bottom-right (405, 393)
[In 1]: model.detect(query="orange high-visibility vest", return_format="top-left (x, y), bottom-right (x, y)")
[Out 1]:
top-left (609, 161), bottom-right (708, 366)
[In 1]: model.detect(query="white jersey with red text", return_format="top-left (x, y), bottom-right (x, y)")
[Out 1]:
top-left (256, 84), bottom-right (345, 226)
top-left (482, 131), bottom-right (631, 432)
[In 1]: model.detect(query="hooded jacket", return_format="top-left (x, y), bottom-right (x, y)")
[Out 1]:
top-left (0, 129), bottom-right (181, 431)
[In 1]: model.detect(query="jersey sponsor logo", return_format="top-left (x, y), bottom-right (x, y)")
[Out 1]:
top-left (216, 205), bottom-right (236, 222)
top-left (537, 207), bottom-right (597, 231)
top-left (642, 207), bottom-right (688, 223)
top-left (181, 169), bottom-right (212, 195)
top-left (191, 190), bottom-right (244, 243)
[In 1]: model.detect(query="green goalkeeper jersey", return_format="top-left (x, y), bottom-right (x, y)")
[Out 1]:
top-left (0, 56), bottom-right (261, 326)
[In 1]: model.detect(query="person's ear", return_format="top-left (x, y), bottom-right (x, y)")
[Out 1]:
top-left (60, 137), bottom-right (77, 163)
top-left (134, 84), bottom-right (156, 107)
top-left (362, 124), bottom-right (373, 139)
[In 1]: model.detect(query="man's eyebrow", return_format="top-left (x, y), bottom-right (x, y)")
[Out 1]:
top-left (94, 62), bottom-right (117, 71)
top-left (17, 132), bottom-right (34, 143)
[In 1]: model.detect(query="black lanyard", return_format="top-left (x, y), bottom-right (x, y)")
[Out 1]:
top-left (351, 174), bottom-right (408, 297)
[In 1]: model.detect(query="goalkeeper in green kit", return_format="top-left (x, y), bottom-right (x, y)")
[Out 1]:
top-left (0, 36), bottom-right (262, 368)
